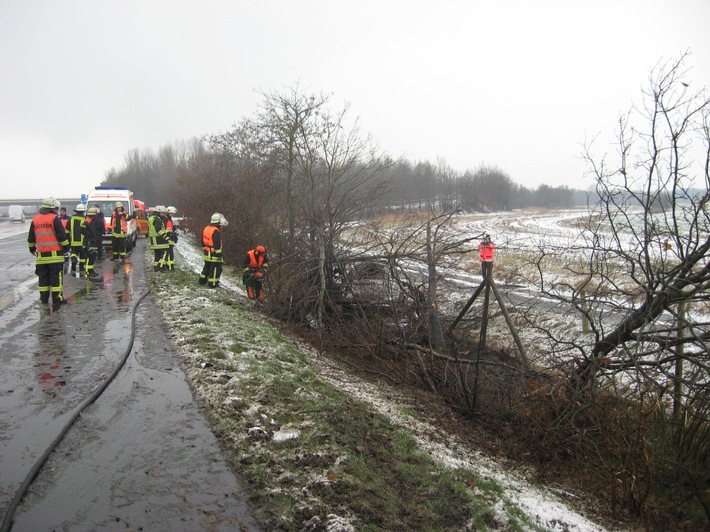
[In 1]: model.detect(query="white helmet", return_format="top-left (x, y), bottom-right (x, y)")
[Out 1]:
top-left (41, 197), bottom-right (56, 210)
top-left (75, 203), bottom-right (87, 213)
top-left (115, 202), bottom-right (124, 209)
top-left (210, 212), bottom-right (222, 224)
top-left (167, 206), bottom-right (177, 214)
top-left (154, 205), bottom-right (166, 214)
top-left (87, 206), bottom-right (99, 216)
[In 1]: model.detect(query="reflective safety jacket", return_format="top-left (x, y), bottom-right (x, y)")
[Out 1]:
top-left (202, 225), bottom-right (222, 256)
top-left (478, 242), bottom-right (496, 262)
top-left (148, 214), bottom-right (170, 249)
top-left (243, 249), bottom-right (268, 270)
top-left (68, 215), bottom-right (85, 247)
top-left (111, 210), bottom-right (129, 236)
top-left (59, 215), bottom-right (70, 230)
top-left (28, 211), bottom-right (70, 264)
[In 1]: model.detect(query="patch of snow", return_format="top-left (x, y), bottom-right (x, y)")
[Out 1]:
top-left (272, 428), bottom-right (300, 443)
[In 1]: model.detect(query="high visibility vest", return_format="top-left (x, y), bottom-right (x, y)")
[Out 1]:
top-left (111, 210), bottom-right (128, 235)
top-left (60, 216), bottom-right (69, 230)
top-left (166, 217), bottom-right (174, 231)
top-left (246, 249), bottom-right (266, 269)
top-left (69, 215), bottom-right (85, 247)
top-left (478, 243), bottom-right (496, 262)
top-left (149, 215), bottom-right (169, 249)
top-left (202, 225), bottom-right (220, 253)
top-left (32, 213), bottom-right (63, 253)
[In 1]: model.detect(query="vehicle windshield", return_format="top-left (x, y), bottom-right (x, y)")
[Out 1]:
top-left (93, 202), bottom-right (130, 218)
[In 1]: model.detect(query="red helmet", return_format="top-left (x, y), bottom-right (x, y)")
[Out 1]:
top-left (256, 245), bottom-right (266, 255)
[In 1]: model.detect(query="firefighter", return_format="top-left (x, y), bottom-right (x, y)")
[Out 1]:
top-left (27, 197), bottom-right (71, 306)
top-left (58, 207), bottom-right (70, 229)
top-left (68, 203), bottom-right (87, 276)
top-left (165, 206), bottom-right (178, 271)
top-left (199, 213), bottom-right (226, 288)
top-left (242, 245), bottom-right (269, 300)
top-left (477, 234), bottom-right (496, 279)
top-left (93, 204), bottom-right (105, 260)
top-left (110, 201), bottom-right (131, 262)
top-left (148, 205), bottom-right (170, 271)
top-left (81, 207), bottom-right (101, 279)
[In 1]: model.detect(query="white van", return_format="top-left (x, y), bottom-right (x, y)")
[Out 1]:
top-left (8, 205), bottom-right (25, 223)
top-left (86, 186), bottom-right (138, 250)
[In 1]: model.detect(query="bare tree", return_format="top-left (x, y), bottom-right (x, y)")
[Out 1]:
top-left (289, 101), bottom-right (392, 328)
top-left (522, 52), bottom-right (710, 516)
top-left (575, 53), bottom-right (710, 382)
top-left (253, 86), bottom-right (330, 249)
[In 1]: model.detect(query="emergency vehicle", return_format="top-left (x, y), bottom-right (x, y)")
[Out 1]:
top-left (134, 199), bottom-right (149, 236)
top-left (86, 186), bottom-right (138, 250)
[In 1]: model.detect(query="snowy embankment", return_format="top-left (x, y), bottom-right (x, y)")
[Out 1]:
top-left (164, 231), bottom-right (609, 531)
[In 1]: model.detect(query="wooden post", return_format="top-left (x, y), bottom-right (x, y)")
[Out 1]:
top-left (471, 275), bottom-right (491, 412)
top-left (448, 280), bottom-right (486, 334)
top-left (489, 277), bottom-right (529, 369)
top-left (479, 275), bottom-right (491, 350)
top-left (673, 302), bottom-right (686, 424)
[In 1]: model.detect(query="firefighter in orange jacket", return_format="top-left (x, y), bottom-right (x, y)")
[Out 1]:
top-left (28, 197), bottom-right (71, 306)
top-left (58, 207), bottom-right (70, 229)
top-left (110, 202), bottom-right (131, 262)
top-left (242, 245), bottom-right (268, 300)
top-left (199, 213), bottom-right (226, 288)
top-left (477, 234), bottom-right (496, 279)
top-left (165, 206), bottom-right (178, 271)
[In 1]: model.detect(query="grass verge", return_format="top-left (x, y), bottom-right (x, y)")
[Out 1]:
top-left (150, 263), bottom-right (540, 531)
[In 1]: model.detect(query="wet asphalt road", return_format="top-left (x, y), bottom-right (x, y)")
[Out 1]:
top-left (0, 224), bottom-right (259, 531)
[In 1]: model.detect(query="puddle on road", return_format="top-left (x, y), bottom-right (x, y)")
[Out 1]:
top-left (5, 245), bottom-right (261, 531)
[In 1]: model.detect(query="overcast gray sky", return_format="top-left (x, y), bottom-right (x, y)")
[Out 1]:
top-left (1, 0), bottom-right (708, 200)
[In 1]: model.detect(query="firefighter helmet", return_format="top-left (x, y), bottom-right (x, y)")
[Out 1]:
top-left (115, 202), bottom-right (124, 209)
top-left (41, 197), bottom-right (56, 210)
top-left (167, 206), bottom-right (177, 214)
top-left (210, 213), bottom-right (222, 224)
top-left (87, 206), bottom-right (98, 216)
top-left (75, 203), bottom-right (87, 213)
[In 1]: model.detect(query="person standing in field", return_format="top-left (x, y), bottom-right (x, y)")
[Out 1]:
top-left (478, 234), bottom-right (496, 279)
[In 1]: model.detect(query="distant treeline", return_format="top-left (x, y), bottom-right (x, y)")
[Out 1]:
top-left (102, 141), bottom-right (591, 212)
top-left (377, 160), bottom-right (590, 212)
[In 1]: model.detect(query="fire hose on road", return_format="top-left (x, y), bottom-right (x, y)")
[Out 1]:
top-left (0, 288), bottom-right (152, 532)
